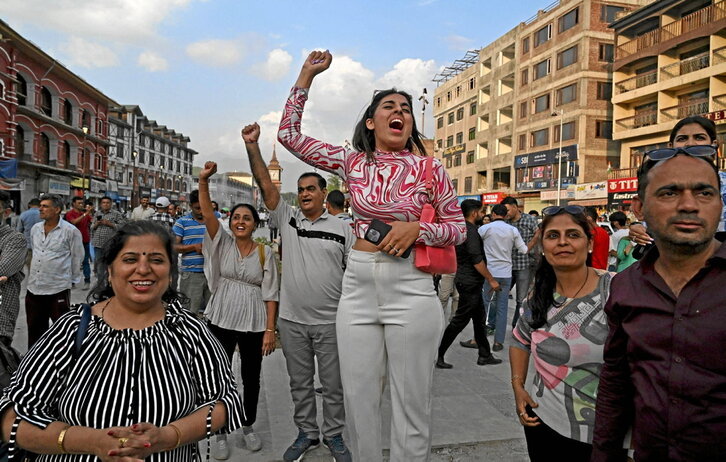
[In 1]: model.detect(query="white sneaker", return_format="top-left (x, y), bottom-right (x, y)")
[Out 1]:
top-left (213, 439), bottom-right (230, 460)
top-left (243, 431), bottom-right (262, 451)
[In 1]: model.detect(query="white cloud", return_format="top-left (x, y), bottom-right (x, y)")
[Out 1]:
top-left (444, 34), bottom-right (475, 51)
top-left (186, 39), bottom-right (243, 67)
top-left (137, 51), bottom-right (168, 72)
top-left (251, 49), bottom-right (293, 81)
top-left (0, 0), bottom-right (195, 43)
top-left (58, 37), bottom-right (120, 68)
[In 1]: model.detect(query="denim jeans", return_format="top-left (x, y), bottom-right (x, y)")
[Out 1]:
top-left (510, 267), bottom-right (533, 328)
top-left (81, 242), bottom-right (91, 283)
top-left (483, 277), bottom-right (512, 345)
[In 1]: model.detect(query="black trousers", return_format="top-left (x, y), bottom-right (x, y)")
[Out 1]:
top-left (208, 324), bottom-right (264, 427)
top-left (438, 281), bottom-right (492, 359)
top-left (523, 407), bottom-right (593, 462)
top-left (25, 290), bottom-right (70, 350)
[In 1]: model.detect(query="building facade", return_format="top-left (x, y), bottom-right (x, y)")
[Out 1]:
top-left (610, 0), bottom-right (726, 176)
top-left (433, 0), bottom-right (647, 209)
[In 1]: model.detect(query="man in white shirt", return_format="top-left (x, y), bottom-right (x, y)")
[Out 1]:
top-left (130, 194), bottom-right (155, 220)
top-left (478, 204), bottom-right (536, 351)
top-left (608, 211), bottom-right (629, 271)
top-left (25, 194), bottom-right (83, 349)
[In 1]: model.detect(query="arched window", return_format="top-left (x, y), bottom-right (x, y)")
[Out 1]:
top-left (0, 81), bottom-right (5, 100)
top-left (15, 75), bottom-right (27, 106)
top-left (40, 133), bottom-right (50, 163)
top-left (182, 182), bottom-right (188, 192)
top-left (81, 109), bottom-right (91, 131)
top-left (15, 126), bottom-right (25, 156)
top-left (174, 180), bottom-right (180, 191)
top-left (166, 178), bottom-right (172, 189)
top-left (60, 140), bottom-right (70, 167)
top-left (63, 99), bottom-right (73, 125)
top-left (40, 87), bottom-right (52, 116)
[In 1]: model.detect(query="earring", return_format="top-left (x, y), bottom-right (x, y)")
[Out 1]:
top-left (588, 249), bottom-right (593, 253)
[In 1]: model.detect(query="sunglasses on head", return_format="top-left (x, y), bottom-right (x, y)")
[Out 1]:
top-left (542, 205), bottom-right (585, 216)
top-left (643, 145), bottom-right (717, 163)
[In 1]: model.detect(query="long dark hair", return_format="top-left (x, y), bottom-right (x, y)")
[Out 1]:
top-left (528, 211), bottom-right (592, 329)
top-left (89, 221), bottom-right (186, 305)
top-left (351, 89), bottom-right (428, 162)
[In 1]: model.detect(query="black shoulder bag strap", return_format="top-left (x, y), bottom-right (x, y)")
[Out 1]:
top-left (74, 303), bottom-right (92, 360)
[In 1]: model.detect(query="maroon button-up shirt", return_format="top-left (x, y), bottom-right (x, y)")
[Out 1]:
top-left (592, 235), bottom-right (726, 462)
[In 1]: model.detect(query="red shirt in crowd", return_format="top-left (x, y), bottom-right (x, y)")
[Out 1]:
top-left (64, 209), bottom-right (92, 243)
top-left (590, 225), bottom-right (610, 270)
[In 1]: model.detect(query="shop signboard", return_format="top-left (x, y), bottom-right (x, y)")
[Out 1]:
top-left (481, 192), bottom-right (505, 204)
top-left (514, 145), bottom-right (578, 168)
top-left (456, 194), bottom-right (480, 205)
top-left (574, 181), bottom-right (608, 200)
top-left (607, 177), bottom-right (638, 207)
top-left (443, 144), bottom-right (466, 156)
top-left (516, 176), bottom-right (576, 192)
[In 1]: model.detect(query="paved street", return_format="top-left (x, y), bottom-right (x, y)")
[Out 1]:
top-left (10, 228), bottom-right (529, 461)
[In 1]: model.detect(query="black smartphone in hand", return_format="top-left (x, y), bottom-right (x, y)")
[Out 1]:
top-left (364, 219), bottom-right (413, 258)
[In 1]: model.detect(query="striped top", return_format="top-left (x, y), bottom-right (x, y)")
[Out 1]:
top-left (277, 86), bottom-right (466, 247)
top-left (173, 214), bottom-right (206, 272)
top-left (0, 300), bottom-right (243, 461)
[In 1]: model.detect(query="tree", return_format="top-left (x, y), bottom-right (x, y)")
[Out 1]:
top-left (280, 192), bottom-right (298, 207)
top-left (326, 174), bottom-right (342, 192)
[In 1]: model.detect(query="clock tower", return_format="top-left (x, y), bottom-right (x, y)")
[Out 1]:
top-left (267, 145), bottom-right (283, 191)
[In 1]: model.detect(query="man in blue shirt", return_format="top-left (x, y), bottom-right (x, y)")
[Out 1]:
top-left (16, 198), bottom-right (41, 269)
top-left (173, 190), bottom-right (210, 314)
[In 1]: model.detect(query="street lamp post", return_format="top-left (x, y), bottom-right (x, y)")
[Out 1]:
top-left (418, 88), bottom-right (429, 138)
top-left (132, 150), bottom-right (138, 207)
top-left (552, 109), bottom-right (565, 206)
top-left (81, 126), bottom-right (89, 196)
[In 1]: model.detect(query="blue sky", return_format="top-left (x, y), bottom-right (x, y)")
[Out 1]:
top-left (1, 0), bottom-right (550, 191)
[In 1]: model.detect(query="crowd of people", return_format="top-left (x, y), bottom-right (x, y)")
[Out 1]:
top-left (0, 48), bottom-right (722, 462)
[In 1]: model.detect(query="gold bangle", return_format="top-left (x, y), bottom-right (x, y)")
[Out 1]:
top-left (168, 423), bottom-right (182, 450)
top-left (57, 425), bottom-right (71, 454)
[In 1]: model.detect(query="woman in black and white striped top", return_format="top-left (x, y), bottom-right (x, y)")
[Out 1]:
top-left (0, 221), bottom-right (243, 461)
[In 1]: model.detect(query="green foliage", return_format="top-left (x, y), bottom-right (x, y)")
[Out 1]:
top-left (280, 192), bottom-right (298, 206)
top-left (326, 174), bottom-right (342, 192)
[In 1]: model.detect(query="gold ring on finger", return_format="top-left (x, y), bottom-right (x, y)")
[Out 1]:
top-left (119, 437), bottom-right (128, 448)
top-left (393, 248), bottom-right (400, 253)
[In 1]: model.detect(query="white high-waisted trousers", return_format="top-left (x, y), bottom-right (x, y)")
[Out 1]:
top-left (336, 249), bottom-right (444, 462)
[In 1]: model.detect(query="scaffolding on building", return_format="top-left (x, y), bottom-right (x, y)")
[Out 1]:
top-left (432, 50), bottom-right (480, 84)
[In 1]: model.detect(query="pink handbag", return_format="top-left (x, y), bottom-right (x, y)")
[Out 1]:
top-left (414, 156), bottom-right (457, 274)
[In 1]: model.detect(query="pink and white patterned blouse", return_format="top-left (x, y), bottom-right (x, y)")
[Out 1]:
top-left (277, 87), bottom-right (466, 247)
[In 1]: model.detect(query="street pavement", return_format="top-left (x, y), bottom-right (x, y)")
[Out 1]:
top-left (10, 227), bottom-right (529, 461)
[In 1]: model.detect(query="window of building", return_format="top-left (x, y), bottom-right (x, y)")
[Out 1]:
top-left (532, 128), bottom-right (549, 147)
top-left (534, 59), bottom-right (551, 80)
top-left (466, 151), bottom-right (475, 163)
top-left (456, 86), bottom-right (461, 98)
top-left (558, 7), bottom-right (579, 33)
top-left (446, 135), bottom-right (453, 147)
top-left (40, 87), bottom-right (52, 117)
top-left (456, 132), bottom-right (463, 144)
top-left (62, 99), bottom-right (73, 125)
top-left (470, 102), bottom-right (477, 116)
top-left (138, 150), bottom-right (145, 164)
top-left (451, 178), bottom-right (458, 192)
top-left (534, 93), bottom-right (550, 113)
top-left (437, 139), bottom-right (443, 149)
top-left (149, 154), bottom-right (155, 166)
top-left (437, 117), bottom-right (443, 128)
top-left (464, 176), bottom-right (472, 193)
top-left (557, 45), bottom-right (578, 69)
top-left (446, 157), bottom-right (452, 168)
top-left (468, 127), bottom-right (476, 141)
top-left (520, 101), bottom-right (528, 118)
top-left (469, 77), bottom-right (476, 90)
top-left (40, 133), bottom-right (50, 161)
top-left (14, 126), bottom-right (25, 156)
top-left (95, 152), bottom-right (103, 172)
top-left (454, 154), bottom-right (462, 166)
top-left (602, 5), bottom-right (625, 23)
top-left (597, 81), bottom-right (612, 100)
top-left (521, 69), bottom-right (529, 86)
top-left (448, 112), bottom-right (454, 124)
top-left (81, 110), bottom-right (91, 131)
top-left (128, 172), bottom-right (133, 183)
top-left (557, 83), bottom-right (577, 105)
top-left (518, 133), bottom-right (527, 150)
top-left (15, 75), bottom-right (27, 106)
top-left (522, 37), bottom-right (530, 54)
top-left (61, 140), bottom-right (70, 166)
top-left (436, 97), bottom-right (441, 107)
top-left (534, 24), bottom-right (552, 47)
top-left (446, 91), bottom-right (451, 102)
top-left (596, 120), bottom-right (613, 139)
top-left (456, 107), bottom-right (464, 120)
top-left (599, 43), bottom-right (614, 62)
top-left (554, 121), bottom-right (575, 142)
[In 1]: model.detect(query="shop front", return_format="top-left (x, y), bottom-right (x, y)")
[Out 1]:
top-left (607, 177), bottom-right (638, 211)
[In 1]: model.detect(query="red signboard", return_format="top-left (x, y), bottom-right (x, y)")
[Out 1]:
top-left (481, 192), bottom-right (505, 204)
top-left (607, 177), bottom-right (638, 193)
top-left (703, 110), bottom-right (726, 123)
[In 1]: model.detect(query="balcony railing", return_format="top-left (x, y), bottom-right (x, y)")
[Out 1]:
top-left (608, 167), bottom-right (638, 179)
top-left (661, 98), bottom-right (709, 121)
top-left (616, 1), bottom-right (726, 59)
top-left (616, 110), bottom-right (658, 130)
top-left (616, 70), bottom-right (657, 94)
top-left (660, 51), bottom-right (710, 79)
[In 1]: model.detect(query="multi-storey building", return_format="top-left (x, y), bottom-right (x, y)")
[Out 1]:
top-left (0, 19), bottom-right (114, 208)
top-left (433, 0), bottom-right (647, 209)
top-left (610, 0), bottom-right (726, 176)
top-left (108, 106), bottom-right (196, 210)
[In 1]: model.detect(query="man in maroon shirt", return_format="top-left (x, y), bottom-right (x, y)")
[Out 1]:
top-left (64, 196), bottom-right (92, 289)
top-left (592, 143), bottom-right (725, 460)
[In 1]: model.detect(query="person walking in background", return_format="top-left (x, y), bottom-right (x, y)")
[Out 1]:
top-left (0, 191), bottom-right (27, 347)
top-left (437, 271), bottom-right (458, 322)
top-left (248, 120), bottom-right (354, 462)
top-left (199, 160), bottom-right (279, 457)
top-left (64, 196), bottom-right (93, 289)
top-left (607, 211), bottom-right (629, 271)
top-left (25, 194), bottom-right (83, 349)
top-left (16, 198), bottom-right (40, 270)
top-left (325, 190), bottom-right (353, 223)
top-left (173, 190), bottom-right (211, 315)
top-left (436, 199), bottom-right (501, 369)
top-left (91, 196), bottom-right (126, 274)
top-left (615, 235), bottom-right (637, 272)
top-left (150, 196), bottom-right (175, 229)
top-left (585, 207), bottom-right (609, 270)
top-left (130, 194), bottom-right (155, 220)
top-left (268, 211), bottom-right (279, 241)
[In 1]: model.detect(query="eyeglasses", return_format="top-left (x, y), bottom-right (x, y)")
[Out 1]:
top-left (542, 205), bottom-right (585, 216)
top-left (643, 145), bottom-right (717, 163)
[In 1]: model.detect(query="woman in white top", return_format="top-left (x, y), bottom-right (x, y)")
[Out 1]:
top-left (198, 161), bottom-right (279, 457)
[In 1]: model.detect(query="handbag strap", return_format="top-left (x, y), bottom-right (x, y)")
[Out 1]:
top-left (73, 303), bottom-right (92, 360)
top-left (423, 156), bottom-right (434, 201)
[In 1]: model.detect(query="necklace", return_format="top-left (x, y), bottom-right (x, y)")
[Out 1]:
top-left (101, 297), bottom-right (113, 321)
top-left (238, 239), bottom-right (255, 257)
top-left (557, 267), bottom-right (590, 300)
